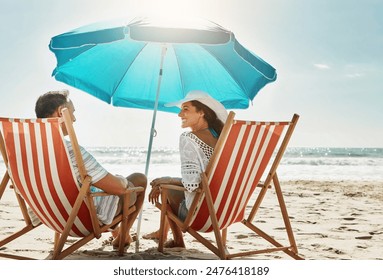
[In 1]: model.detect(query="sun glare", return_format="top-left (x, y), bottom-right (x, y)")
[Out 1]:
top-left (136, 0), bottom-right (200, 19)
top-left (99, 0), bottom-right (216, 27)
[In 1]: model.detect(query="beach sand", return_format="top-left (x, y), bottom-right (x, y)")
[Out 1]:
top-left (1, 180), bottom-right (382, 260)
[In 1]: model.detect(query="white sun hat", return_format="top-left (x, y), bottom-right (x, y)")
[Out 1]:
top-left (165, 90), bottom-right (228, 123)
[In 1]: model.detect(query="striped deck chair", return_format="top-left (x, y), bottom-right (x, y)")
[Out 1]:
top-left (157, 111), bottom-right (303, 259)
top-left (0, 108), bottom-right (143, 260)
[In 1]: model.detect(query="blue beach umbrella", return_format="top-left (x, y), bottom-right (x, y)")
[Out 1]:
top-left (49, 16), bottom-right (277, 245)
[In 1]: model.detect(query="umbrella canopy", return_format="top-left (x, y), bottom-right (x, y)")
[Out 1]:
top-left (49, 16), bottom-right (277, 113)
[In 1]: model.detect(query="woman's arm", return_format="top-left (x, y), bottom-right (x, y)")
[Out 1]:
top-left (148, 177), bottom-right (182, 204)
top-left (150, 177), bottom-right (182, 188)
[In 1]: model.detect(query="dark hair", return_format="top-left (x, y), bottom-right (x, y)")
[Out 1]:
top-left (191, 100), bottom-right (224, 136)
top-left (35, 90), bottom-right (70, 118)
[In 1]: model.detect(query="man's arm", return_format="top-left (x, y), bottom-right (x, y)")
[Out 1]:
top-left (93, 173), bottom-right (129, 195)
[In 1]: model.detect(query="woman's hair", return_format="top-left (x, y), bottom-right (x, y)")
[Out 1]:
top-left (35, 90), bottom-right (70, 118)
top-left (191, 100), bottom-right (224, 136)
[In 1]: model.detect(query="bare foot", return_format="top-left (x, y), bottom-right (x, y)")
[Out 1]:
top-left (110, 226), bottom-right (137, 241)
top-left (163, 239), bottom-right (185, 248)
top-left (112, 234), bottom-right (133, 249)
top-left (142, 230), bottom-right (161, 240)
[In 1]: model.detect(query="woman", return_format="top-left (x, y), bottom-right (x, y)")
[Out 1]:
top-left (146, 90), bottom-right (228, 247)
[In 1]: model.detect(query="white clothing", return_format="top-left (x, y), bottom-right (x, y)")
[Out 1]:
top-left (65, 140), bottom-right (119, 225)
top-left (179, 132), bottom-right (214, 209)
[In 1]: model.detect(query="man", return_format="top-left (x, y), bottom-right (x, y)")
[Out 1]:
top-left (35, 90), bottom-right (147, 249)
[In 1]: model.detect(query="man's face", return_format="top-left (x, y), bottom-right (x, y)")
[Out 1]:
top-left (65, 100), bottom-right (76, 123)
top-left (58, 100), bottom-right (76, 136)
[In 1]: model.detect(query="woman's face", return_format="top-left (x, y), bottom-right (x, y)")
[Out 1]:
top-left (178, 101), bottom-right (204, 129)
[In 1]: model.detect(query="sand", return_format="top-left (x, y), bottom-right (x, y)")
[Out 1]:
top-left (1, 180), bottom-right (382, 260)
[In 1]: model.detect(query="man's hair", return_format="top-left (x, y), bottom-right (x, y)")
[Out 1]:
top-left (35, 90), bottom-right (70, 118)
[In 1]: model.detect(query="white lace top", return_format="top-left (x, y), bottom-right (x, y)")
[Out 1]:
top-left (179, 131), bottom-right (214, 209)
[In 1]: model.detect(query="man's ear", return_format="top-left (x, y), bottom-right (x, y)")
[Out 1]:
top-left (57, 106), bottom-right (64, 117)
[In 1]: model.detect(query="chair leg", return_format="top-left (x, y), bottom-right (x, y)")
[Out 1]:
top-left (118, 192), bottom-right (130, 255)
top-left (51, 185), bottom-right (90, 259)
top-left (0, 224), bottom-right (35, 247)
top-left (201, 176), bottom-right (226, 259)
top-left (0, 172), bottom-right (10, 199)
top-left (14, 191), bottom-right (33, 225)
top-left (53, 232), bottom-right (60, 252)
top-left (247, 183), bottom-right (269, 223)
top-left (272, 174), bottom-right (299, 254)
top-left (158, 190), bottom-right (168, 252)
top-left (222, 228), bottom-right (227, 247)
top-left (241, 173), bottom-right (303, 260)
top-left (187, 227), bottom-right (222, 258)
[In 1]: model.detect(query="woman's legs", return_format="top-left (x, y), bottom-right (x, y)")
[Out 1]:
top-left (143, 189), bottom-right (186, 247)
top-left (165, 188), bottom-right (186, 248)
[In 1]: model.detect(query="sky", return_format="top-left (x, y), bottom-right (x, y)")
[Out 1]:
top-left (1, 0), bottom-right (382, 149)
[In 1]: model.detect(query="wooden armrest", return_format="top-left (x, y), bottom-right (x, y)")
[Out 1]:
top-left (160, 184), bottom-right (201, 193)
top-left (90, 186), bottom-right (144, 197)
top-left (160, 184), bottom-right (185, 191)
top-left (124, 186), bottom-right (145, 193)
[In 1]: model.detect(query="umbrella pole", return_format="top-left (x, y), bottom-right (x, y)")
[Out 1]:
top-left (135, 45), bottom-right (167, 252)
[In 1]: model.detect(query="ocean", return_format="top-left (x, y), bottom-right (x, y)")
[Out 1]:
top-left (1, 147), bottom-right (382, 182)
top-left (79, 147), bottom-right (383, 182)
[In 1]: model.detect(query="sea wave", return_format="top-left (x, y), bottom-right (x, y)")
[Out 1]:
top-left (87, 147), bottom-right (180, 165)
top-left (285, 147), bottom-right (383, 158)
top-left (281, 157), bottom-right (383, 167)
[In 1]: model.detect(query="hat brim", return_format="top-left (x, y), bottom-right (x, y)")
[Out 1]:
top-left (164, 91), bottom-right (228, 123)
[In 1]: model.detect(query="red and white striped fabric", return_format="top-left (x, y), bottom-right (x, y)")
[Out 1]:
top-left (0, 117), bottom-right (93, 237)
top-left (189, 120), bottom-right (286, 232)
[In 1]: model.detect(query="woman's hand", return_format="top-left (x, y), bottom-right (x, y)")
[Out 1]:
top-left (148, 184), bottom-right (161, 204)
top-left (148, 177), bottom-right (172, 204)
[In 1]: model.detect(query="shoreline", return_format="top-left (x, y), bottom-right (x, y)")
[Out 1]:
top-left (1, 180), bottom-right (382, 260)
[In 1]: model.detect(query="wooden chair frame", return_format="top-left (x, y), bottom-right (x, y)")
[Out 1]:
top-left (0, 108), bottom-right (143, 259)
top-left (156, 111), bottom-right (303, 260)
